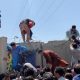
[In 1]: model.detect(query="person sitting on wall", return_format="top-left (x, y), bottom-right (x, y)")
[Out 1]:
top-left (66, 25), bottom-right (80, 41)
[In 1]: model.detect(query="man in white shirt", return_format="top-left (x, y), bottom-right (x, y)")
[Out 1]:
top-left (23, 62), bottom-right (37, 73)
top-left (66, 25), bottom-right (80, 50)
top-left (66, 25), bottom-right (79, 40)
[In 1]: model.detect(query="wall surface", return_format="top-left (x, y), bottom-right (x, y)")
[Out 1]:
top-left (0, 39), bottom-right (79, 73)
top-left (0, 37), bottom-right (7, 73)
top-left (30, 40), bottom-right (80, 67)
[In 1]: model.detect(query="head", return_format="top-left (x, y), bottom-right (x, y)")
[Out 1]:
top-left (71, 35), bottom-right (76, 40)
top-left (7, 45), bottom-right (12, 53)
top-left (43, 66), bottom-right (51, 72)
top-left (24, 68), bottom-right (35, 77)
top-left (65, 73), bottom-right (73, 80)
top-left (54, 67), bottom-right (65, 79)
top-left (72, 25), bottom-right (76, 29)
top-left (73, 64), bottom-right (80, 75)
top-left (66, 68), bottom-right (72, 73)
top-left (72, 43), bottom-right (78, 49)
top-left (28, 20), bottom-right (35, 27)
top-left (10, 42), bottom-right (16, 48)
top-left (43, 72), bottom-right (53, 80)
top-left (25, 19), bottom-right (35, 27)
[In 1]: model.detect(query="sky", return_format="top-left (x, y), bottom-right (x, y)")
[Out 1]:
top-left (0, 0), bottom-right (80, 43)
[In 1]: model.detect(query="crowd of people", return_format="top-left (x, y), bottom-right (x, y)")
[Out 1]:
top-left (0, 62), bottom-right (80, 80)
top-left (0, 21), bottom-right (80, 80)
top-left (0, 41), bottom-right (80, 80)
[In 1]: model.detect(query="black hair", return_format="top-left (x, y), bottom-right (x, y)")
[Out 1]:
top-left (54, 67), bottom-right (65, 76)
top-left (10, 42), bottom-right (16, 46)
top-left (65, 73), bottom-right (73, 80)
top-left (71, 35), bottom-right (76, 40)
top-left (24, 68), bottom-right (34, 77)
top-left (72, 43), bottom-right (78, 49)
top-left (25, 19), bottom-right (30, 24)
top-left (43, 66), bottom-right (51, 72)
top-left (74, 64), bottom-right (80, 74)
top-left (66, 68), bottom-right (72, 73)
top-left (72, 25), bottom-right (76, 29)
top-left (25, 19), bottom-right (35, 26)
top-left (0, 73), bottom-right (5, 80)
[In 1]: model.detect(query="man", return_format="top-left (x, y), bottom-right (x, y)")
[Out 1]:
top-left (54, 66), bottom-right (68, 80)
top-left (20, 62), bottom-right (37, 77)
top-left (42, 50), bottom-right (68, 74)
top-left (66, 25), bottom-right (79, 40)
top-left (19, 19), bottom-right (35, 44)
top-left (66, 25), bottom-right (80, 50)
top-left (23, 62), bottom-right (37, 72)
top-left (72, 64), bottom-right (80, 80)
top-left (10, 42), bottom-right (28, 71)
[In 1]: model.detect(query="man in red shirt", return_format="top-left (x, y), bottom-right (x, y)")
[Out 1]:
top-left (42, 50), bottom-right (68, 73)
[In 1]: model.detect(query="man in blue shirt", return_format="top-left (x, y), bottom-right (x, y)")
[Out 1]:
top-left (10, 42), bottom-right (28, 71)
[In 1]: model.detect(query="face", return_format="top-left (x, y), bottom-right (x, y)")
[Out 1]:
top-left (54, 72), bottom-right (60, 79)
top-left (71, 69), bottom-right (76, 77)
top-left (11, 45), bottom-right (16, 49)
top-left (29, 21), bottom-right (35, 27)
top-left (72, 27), bottom-right (76, 30)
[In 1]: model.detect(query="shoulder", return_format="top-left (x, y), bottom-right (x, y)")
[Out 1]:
top-left (73, 74), bottom-right (80, 80)
top-left (66, 30), bottom-right (70, 34)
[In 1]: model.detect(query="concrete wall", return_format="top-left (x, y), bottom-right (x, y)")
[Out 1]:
top-left (19, 42), bottom-right (46, 67)
top-left (29, 40), bottom-right (80, 67)
top-left (0, 37), bottom-right (7, 73)
top-left (0, 38), bottom-right (79, 73)
top-left (15, 40), bottom-right (80, 67)
top-left (0, 36), bottom-right (79, 74)
top-left (43, 40), bottom-right (80, 65)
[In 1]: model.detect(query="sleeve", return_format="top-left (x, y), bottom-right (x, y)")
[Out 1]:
top-left (66, 31), bottom-right (70, 39)
top-left (76, 30), bottom-right (80, 37)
